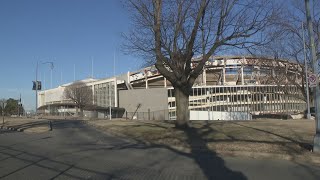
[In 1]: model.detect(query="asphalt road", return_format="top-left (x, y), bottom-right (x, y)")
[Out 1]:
top-left (0, 120), bottom-right (319, 180)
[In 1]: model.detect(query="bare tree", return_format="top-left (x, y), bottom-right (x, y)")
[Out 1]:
top-left (249, 0), bottom-right (320, 104)
top-left (252, 0), bottom-right (320, 60)
top-left (64, 81), bottom-right (93, 117)
top-left (246, 57), bottom-right (306, 102)
top-left (124, 0), bottom-right (280, 128)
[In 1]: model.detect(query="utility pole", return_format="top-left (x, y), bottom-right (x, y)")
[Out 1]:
top-left (305, 0), bottom-right (320, 152)
top-left (302, 22), bottom-right (311, 119)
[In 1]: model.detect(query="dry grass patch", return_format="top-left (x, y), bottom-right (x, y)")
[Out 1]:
top-left (192, 119), bottom-right (314, 155)
top-left (24, 126), bottom-right (50, 133)
top-left (1, 117), bottom-right (50, 133)
top-left (88, 118), bottom-right (318, 162)
top-left (2, 117), bottom-right (40, 126)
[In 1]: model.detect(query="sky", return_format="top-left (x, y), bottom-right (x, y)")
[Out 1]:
top-left (0, 0), bottom-right (142, 111)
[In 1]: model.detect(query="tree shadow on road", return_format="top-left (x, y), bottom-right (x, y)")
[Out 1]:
top-left (24, 119), bottom-right (316, 179)
top-left (112, 121), bottom-right (248, 180)
top-left (2, 120), bottom-right (320, 180)
top-left (181, 123), bottom-right (247, 180)
top-left (0, 144), bottom-right (114, 179)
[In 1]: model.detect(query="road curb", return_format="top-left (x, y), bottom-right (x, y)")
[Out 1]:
top-left (0, 125), bottom-right (24, 132)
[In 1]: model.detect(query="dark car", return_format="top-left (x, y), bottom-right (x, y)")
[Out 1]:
top-left (304, 107), bottom-right (315, 117)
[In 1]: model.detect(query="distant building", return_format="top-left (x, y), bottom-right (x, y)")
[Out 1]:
top-left (38, 56), bottom-right (307, 120)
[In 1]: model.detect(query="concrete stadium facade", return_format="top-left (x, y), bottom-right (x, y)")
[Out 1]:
top-left (37, 56), bottom-right (307, 120)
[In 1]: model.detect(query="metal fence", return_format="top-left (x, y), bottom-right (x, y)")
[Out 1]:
top-left (123, 85), bottom-right (306, 121)
top-left (125, 110), bottom-right (169, 120)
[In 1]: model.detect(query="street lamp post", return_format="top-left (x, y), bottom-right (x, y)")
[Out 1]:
top-left (42, 62), bottom-right (54, 116)
top-left (302, 22), bottom-right (311, 119)
top-left (304, 0), bottom-right (320, 152)
top-left (109, 83), bottom-right (112, 120)
top-left (35, 60), bottom-right (54, 117)
top-left (35, 61), bottom-right (39, 118)
top-left (2, 103), bottom-right (4, 125)
top-left (41, 62), bottom-right (54, 89)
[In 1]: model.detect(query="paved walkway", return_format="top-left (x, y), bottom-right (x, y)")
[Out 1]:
top-left (0, 120), bottom-right (319, 180)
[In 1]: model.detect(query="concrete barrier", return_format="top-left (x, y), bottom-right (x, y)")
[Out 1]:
top-left (190, 110), bottom-right (252, 120)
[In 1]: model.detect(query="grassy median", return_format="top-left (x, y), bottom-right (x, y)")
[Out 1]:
top-left (87, 118), bottom-right (319, 163)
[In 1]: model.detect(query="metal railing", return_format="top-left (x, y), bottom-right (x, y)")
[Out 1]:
top-left (125, 109), bottom-right (169, 120)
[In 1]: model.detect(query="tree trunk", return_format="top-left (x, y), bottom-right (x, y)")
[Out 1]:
top-left (80, 108), bottom-right (84, 117)
top-left (75, 106), bottom-right (79, 117)
top-left (175, 87), bottom-right (190, 129)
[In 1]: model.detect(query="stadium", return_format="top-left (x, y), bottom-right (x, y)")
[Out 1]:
top-left (37, 56), bottom-right (307, 120)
